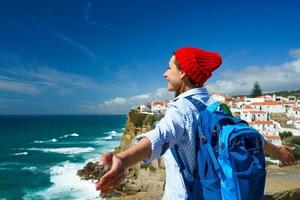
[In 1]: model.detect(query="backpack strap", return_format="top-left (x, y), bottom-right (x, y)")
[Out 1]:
top-left (184, 97), bottom-right (228, 180)
top-left (207, 101), bottom-right (232, 115)
top-left (170, 145), bottom-right (195, 194)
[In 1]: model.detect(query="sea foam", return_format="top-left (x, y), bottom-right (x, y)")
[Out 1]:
top-left (23, 161), bottom-right (100, 200)
top-left (26, 147), bottom-right (95, 155)
top-left (14, 152), bottom-right (28, 156)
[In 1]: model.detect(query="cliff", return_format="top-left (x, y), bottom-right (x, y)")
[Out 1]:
top-left (77, 108), bottom-right (165, 199)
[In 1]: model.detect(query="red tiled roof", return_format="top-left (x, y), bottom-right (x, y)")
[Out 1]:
top-left (282, 101), bottom-right (297, 104)
top-left (263, 134), bottom-right (281, 140)
top-left (251, 101), bottom-right (281, 106)
top-left (244, 105), bottom-right (254, 109)
top-left (293, 107), bottom-right (300, 111)
top-left (248, 110), bottom-right (267, 114)
top-left (249, 121), bottom-right (273, 125)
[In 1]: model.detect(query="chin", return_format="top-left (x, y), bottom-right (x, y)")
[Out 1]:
top-left (167, 87), bottom-right (175, 92)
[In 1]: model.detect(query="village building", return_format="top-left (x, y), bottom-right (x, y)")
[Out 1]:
top-left (286, 107), bottom-right (300, 119)
top-left (248, 120), bottom-right (280, 135)
top-left (240, 110), bottom-right (269, 122)
top-left (250, 101), bottom-right (285, 113)
top-left (294, 118), bottom-right (300, 129)
top-left (263, 134), bottom-right (282, 146)
top-left (139, 101), bottom-right (170, 115)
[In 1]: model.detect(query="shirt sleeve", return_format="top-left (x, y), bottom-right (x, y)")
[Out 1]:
top-left (135, 106), bottom-right (186, 163)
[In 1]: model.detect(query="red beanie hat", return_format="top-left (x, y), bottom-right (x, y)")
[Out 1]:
top-left (174, 47), bottom-right (222, 86)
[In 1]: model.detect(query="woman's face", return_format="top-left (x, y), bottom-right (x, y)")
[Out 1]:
top-left (163, 55), bottom-right (184, 92)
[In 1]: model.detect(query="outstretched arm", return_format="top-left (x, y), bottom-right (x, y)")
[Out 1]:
top-left (263, 140), bottom-right (295, 166)
top-left (96, 106), bottom-right (185, 193)
top-left (95, 137), bottom-right (151, 192)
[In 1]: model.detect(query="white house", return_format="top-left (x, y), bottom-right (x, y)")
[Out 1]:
top-left (273, 94), bottom-right (288, 102)
top-left (250, 101), bottom-right (285, 113)
top-left (263, 134), bottom-right (282, 146)
top-left (233, 98), bottom-right (246, 109)
top-left (244, 97), bottom-right (265, 104)
top-left (151, 101), bottom-right (169, 114)
top-left (249, 120), bottom-right (279, 135)
top-left (240, 110), bottom-right (268, 122)
top-left (288, 96), bottom-right (297, 102)
top-left (294, 118), bottom-right (300, 129)
top-left (140, 103), bottom-right (152, 114)
top-left (287, 107), bottom-right (300, 119)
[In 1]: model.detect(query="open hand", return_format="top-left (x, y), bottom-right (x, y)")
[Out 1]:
top-left (95, 152), bottom-right (125, 193)
top-left (275, 145), bottom-right (296, 166)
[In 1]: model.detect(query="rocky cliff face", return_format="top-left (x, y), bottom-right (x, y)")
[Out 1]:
top-left (77, 108), bottom-right (165, 199)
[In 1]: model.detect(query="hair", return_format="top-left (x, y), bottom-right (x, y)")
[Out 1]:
top-left (173, 57), bottom-right (200, 97)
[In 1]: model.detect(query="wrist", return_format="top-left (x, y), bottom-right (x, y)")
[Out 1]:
top-left (115, 152), bottom-right (129, 169)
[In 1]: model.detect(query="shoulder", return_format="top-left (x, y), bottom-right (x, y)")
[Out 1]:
top-left (169, 97), bottom-right (198, 116)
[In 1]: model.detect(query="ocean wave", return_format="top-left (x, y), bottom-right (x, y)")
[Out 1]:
top-left (104, 136), bottom-right (113, 140)
top-left (34, 133), bottom-right (80, 144)
top-left (22, 166), bottom-right (37, 171)
top-left (59, 133), bottom-right (80, 139)
top-left (26, 147), bottom-right (95, 155)
top-left (70, 133), bottom-right (79, 137)
top-left (23, 161), bottom-right (99, 200)
top-left (14, 152), bottom-right (29, 156)
top-left (34, 138), bottom-right (57, 143)
top-left (105, 130), bottom-right (118, 135)
top-left (33, 140), bottom-right (45, 143)
top-left (106, 130), bottom-right (123, 135)
top-left (50, 138), bottom-right (58, 142)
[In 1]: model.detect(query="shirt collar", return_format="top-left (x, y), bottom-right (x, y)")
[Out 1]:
top-left (173, 87), bottom-right (209, 102)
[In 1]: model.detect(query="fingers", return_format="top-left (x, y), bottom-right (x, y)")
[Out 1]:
top-left (286, 146), bottom-right (296, 152)
top-left (100, 152), bottom-right (113, 165)
top-left (101, 169), bottom-right (124, 188)
top-left (95, 169), bottom-right (124, 191)
top-left (96, 154), bottom-right (125, 192)
top-left (101, 176), bottom-right (123, 193)
top-left (97, 172), bottom-right (124, 192)
top-left (276, 145), bottom-right (296, 166)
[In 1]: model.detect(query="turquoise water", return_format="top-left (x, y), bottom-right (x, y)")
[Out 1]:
top-left (0, 115), bottom-right (127, 200)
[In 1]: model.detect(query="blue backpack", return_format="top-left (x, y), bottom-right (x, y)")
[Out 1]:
top-left (171, 96), bottom-right (266, 200)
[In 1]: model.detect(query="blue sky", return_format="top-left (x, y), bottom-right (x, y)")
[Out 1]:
top-left (0, 0), bottom-right (300, 114)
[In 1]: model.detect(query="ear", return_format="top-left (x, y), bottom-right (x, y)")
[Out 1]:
top-left (179, 71), bottom-right (186, 79)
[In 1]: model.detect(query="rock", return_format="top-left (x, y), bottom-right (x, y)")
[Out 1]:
top-left (264, 188), bottom-right (300, 200)
top-left (77, 161), bottom-right (110, 181)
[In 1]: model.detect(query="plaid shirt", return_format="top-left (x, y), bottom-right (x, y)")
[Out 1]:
top-left (136, 87), bottom-right (216, 200)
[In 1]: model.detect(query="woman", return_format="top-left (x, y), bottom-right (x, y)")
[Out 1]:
top-left (96, 47), bottom-right (295, 199)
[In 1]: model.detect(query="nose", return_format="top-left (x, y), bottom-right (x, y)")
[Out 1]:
top-left (163, 70), bottom-right (167, 78)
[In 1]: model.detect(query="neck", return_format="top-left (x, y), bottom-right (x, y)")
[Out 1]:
top-left (175, 85), bottom-right (199, 97)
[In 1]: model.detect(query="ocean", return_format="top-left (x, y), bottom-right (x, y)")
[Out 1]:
top-left (0, 115), bottom-right (127, 200)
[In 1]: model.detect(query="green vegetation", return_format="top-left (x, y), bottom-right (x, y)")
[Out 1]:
top-left (251, 81), bottom-right (262, 97)
top-left (279, 131), bottom-right (293, 139)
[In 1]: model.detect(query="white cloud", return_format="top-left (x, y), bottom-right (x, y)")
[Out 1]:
top-left (0, 78), bottom-right (41, 95)
top-left (289, 48), bottom-right (300, 59)
top-left (0, 66), bottom-right (106, 95)
top-left (104, 97), bottom-right (127, 106)
top-left (81, 87), bottom-right (173, 114)
top-left (206, 59), bottom-right (300, 95)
